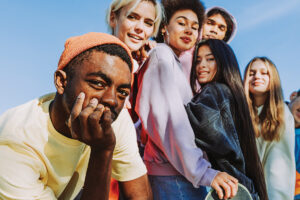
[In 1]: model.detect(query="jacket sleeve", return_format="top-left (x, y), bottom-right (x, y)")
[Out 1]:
top-left (262, 105), bottom-right (296, 200)
top-left (0, 138), bottom-right (57, 200)
top-left (185, 84), bottom-right (257, 196)
top-left (136, 48), bottom-right (218, 187)
top-left (185, 85), bottom-right (242, 160)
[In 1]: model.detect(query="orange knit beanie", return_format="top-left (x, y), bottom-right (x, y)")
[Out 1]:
top-left (57, 32), bottom-right (133, 71)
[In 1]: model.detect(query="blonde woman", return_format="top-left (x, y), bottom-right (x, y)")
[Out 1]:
top-left (107, 0), bottom-right (162, 71)
top-left (244, 56), bottom-right (295, 200)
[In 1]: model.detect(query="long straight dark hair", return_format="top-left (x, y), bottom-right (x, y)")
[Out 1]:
top-left (190, 39), bottom-right (268, 200)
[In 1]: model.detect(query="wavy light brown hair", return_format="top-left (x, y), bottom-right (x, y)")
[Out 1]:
top-left (244, 57), bottom-right (285, 141)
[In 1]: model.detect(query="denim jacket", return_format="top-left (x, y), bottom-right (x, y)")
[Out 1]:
top-left (186, 82), bottom-right (259, 200)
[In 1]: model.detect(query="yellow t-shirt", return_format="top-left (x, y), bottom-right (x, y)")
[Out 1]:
top-left (0, 93), bottom-right (146, 200)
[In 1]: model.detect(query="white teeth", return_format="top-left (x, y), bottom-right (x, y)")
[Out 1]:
top-left (129, 34), bottom-right (141, 40)
top-left (199, 72), bottom-right (208, 75)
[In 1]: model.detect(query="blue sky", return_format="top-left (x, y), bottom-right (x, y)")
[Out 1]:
top-left (0, 0), bottom-right (299, 114)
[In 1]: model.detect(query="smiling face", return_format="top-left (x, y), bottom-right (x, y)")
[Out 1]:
top-left (202, 13), bottom-right (227, 40)
top-left (110, 1), bottom-right (156, 52)
top-left (247, 60), bottom-right (270, 97)
top-left (61, 51), bottom-right (132, 121)
top-left (195, 45), bottom-right (217, 84)
top-left (163, 9), bottom-right (199, 56)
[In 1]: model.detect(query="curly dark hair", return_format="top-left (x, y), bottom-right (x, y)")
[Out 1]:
top-left (155, 0), bottom-right (205, 42)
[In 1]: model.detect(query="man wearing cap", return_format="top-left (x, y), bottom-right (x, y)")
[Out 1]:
top-left (0, 32), bottom-right (150, 199)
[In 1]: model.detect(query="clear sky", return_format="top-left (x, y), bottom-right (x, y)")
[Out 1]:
top-left (0, 0), bottom-right (299, 114)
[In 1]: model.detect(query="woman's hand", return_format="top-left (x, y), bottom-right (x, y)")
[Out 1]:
top-left (211, 172), bottom-right (238, 199)
top-left (133, 40), bottom-right (157, 65)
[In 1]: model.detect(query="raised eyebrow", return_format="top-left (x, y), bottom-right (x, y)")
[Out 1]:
top-left (118, 83), bottom-right (131, 90)
top-left (176, 16), bottom-right (199, 25)
top-left (86, 72), bottom-right (112, 85)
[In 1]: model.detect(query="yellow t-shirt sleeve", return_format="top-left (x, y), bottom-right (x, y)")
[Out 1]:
top-left (111, 109), bottom-right (147, 181)
top-left (0, 138), bottom-right (57, 200)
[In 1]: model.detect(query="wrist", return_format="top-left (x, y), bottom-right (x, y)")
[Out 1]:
top-left (90, 144), bottom-right (115, 156)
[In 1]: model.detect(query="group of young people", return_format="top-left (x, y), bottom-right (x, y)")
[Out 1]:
top-left (0, 0), bottom-right (298, 200)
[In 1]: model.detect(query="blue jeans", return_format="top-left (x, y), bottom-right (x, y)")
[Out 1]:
top-left (149, 175), bottom-right (207, 200)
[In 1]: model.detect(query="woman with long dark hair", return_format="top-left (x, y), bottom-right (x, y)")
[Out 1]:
top-left (135, 0), bottom-right (238, 199)
top-left (187, 39), bottom-right (268, 200)
top-left (244, 57), bottom-right (295, 199)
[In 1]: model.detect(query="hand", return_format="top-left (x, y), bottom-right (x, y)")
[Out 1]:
top-left (134, 40), bottom-right (157, 65)
top-left (67, 92), bottom-right (116, 151)
top-left (211, 172), bottom-right (238, 200)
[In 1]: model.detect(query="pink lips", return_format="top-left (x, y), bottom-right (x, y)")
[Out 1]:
top-left (180, 36), bottom-right (191, 43)
top-left (205, 34), bottom-right (216, 39)
top-left (252, 81), bottom-right (265, 86)
top-left (197, 71), bottom-right (209, 78)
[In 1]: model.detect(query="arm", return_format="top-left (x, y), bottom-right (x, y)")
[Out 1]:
top-left (80, 149), bottom-right (114, 200)
top-left (136, 46), bottom-right (218, 187)
top-left (67, 93), bottom-right (116, 200)
top-left (262, 105), bottom-right (295, 200)
top-left (119, 175), bottom-right (152, 200)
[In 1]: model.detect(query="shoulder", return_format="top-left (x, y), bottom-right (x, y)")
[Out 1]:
top-left (141, 43), bottom-right (179, 75)
top-left (202, 82), bottom-right (230, 93)
top-left (197, 83), bottom-right (232, 101)
top-left (0, 98), bottom-right (40, 137)
top-left (0, 93), bottom-right (53, 141)
top-left (281, 103), bottom-right (295, 139)
top-left (149, 43), bottom-right (176, 62)
top-left (283, 103), bottom-right (294, 123)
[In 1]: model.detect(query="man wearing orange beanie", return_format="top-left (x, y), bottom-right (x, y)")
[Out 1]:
top-left (0, 32), bottom-right (151, 199)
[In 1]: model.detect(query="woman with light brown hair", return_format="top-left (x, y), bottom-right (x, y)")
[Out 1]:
top-left (244, 56), bottom-right (295, 200)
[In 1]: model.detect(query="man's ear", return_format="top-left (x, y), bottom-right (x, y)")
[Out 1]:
top-left (109, 12), bottom-right (117, 29)
top-left (54, 70), bottom-right (67, 95)
top-left (290, 91), bottom-right (298, 101)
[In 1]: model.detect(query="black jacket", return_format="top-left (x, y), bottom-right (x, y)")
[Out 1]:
top-left (186, 82), bottom-right (259, 200)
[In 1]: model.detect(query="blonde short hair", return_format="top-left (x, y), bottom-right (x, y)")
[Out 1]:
top-left (106, 0), bottom-right (163, 37)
